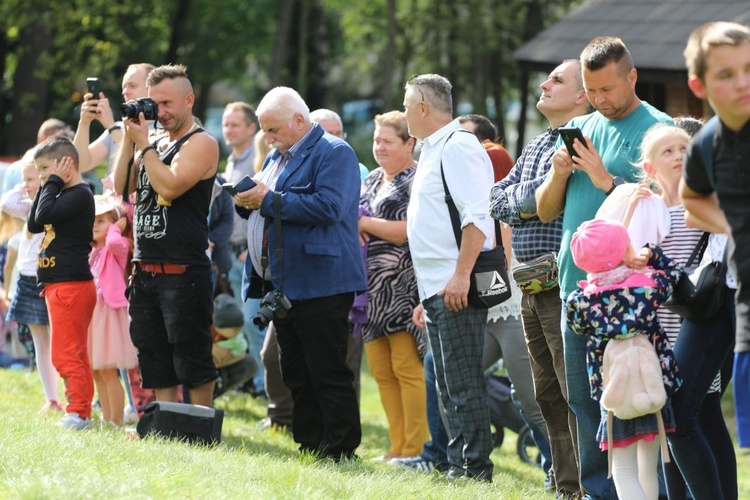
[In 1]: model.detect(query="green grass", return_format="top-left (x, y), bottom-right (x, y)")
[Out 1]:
top-left (0, 366), bottom-right (548, 499)
top-left (4, 367), bottom-right (748, 499)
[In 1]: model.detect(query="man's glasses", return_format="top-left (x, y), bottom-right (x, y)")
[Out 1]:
top-left (408, 74), bottom-right (426, 103)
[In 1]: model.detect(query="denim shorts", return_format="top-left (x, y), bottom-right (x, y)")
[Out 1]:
top-left (128, 265), bottom-right (217, 389)
top-left (7, 275), bottom-right (50, 325)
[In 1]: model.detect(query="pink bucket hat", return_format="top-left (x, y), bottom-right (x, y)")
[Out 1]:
top-left (571, 219), bottom-right (630, 273)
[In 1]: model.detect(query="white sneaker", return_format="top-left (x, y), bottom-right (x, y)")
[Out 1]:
top-left (56, 412), bottom-right (92, 431)
top-left (389, 455), bottom-right (436, 474)
top-left (123, 405), bottom-right (138, 425)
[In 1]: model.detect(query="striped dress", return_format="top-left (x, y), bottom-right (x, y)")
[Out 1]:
top-left (659, 205), bottom-right (721, 393)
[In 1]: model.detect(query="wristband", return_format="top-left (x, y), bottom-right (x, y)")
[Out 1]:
top-left (107, 124), bottom-right (122, 133)
top-left (141, 144), bottom-right (156, 158)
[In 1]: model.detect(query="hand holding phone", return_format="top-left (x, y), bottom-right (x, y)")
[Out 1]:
top-left (559, 127), bottom-right (587, 158)
top-left (222, 175), bottom-right (257, 196)
top-left (86, 77), bottom-right (100, 99)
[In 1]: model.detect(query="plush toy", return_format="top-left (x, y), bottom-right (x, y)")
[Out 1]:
top-left (600, 333), bottom-right (667, 420)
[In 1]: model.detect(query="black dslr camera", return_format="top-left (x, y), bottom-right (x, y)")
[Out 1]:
top-left (121, 97), bottom-right (159, 120)
top-left (252, 290), bottom-right (292, 328)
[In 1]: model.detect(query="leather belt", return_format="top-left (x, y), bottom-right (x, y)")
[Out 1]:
top-left (137, 262), bottom-right (188, 275)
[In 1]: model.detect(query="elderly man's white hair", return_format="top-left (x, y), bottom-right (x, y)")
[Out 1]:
top-left (256, 87), bottom-right (310, 119)
top-left (309, 108), bottom-right (343, 127)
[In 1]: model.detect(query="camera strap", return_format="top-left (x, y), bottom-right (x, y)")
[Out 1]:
top-left (259, 191), bottom-right (284, 295)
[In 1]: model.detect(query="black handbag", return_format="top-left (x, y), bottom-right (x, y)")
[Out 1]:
top-left (136, 402), bottom-right (224, 445)
top-left (663, 232), bottom-right (727, 322)
top-left (440, 134), bottom-right (511, 309)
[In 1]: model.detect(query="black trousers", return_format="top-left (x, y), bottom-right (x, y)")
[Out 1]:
top-left (274, 292), bottom-right (361, 458)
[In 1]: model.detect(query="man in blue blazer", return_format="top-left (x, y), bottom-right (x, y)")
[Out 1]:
top-left (234, 87), bottom-right (366, 460)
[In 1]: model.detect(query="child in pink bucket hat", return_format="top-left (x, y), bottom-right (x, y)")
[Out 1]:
top-left (566, 218), bottom-right (683, 499)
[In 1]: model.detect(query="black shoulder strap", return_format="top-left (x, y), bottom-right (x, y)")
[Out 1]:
top-left (161, 127), bottom-right (205, 165)
top-left (686, 232), bottom-right (710, 267)
top-left (439, 129), bottom-right (500, 248)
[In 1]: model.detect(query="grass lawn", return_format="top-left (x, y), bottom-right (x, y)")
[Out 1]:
top-left (0, 364), bottom-right (549, 499)
top-left (2, 363), bottom-right (748, 499)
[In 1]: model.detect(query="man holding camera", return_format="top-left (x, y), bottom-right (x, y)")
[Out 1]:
top-left (233, 87), bottom-right (366, 461)
top-left (74, 63), bottom-right (155, 175)
top-left (113, 64), bottom-right (220, 407)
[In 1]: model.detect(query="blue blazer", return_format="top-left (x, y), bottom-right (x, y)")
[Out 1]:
top-left (241, 123), bottom-right (366, 301)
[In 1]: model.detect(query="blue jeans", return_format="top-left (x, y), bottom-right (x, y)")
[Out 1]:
top-left (667, 288), bottom-right (736, 499)
top-left (421, 350), bottom-right (450, 470)
top-left (561, 304), bottom-right (615, 499)
top-left (229, 257), bottom-right (266, 393)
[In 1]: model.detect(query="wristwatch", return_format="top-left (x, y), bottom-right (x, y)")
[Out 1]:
top-left (605, 176), bottom-right (625, 196)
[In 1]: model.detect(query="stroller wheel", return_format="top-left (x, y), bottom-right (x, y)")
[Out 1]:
top-left (516, 425), bottom-right (541, 466)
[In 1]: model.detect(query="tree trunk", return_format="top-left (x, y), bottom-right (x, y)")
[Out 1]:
top-left (165, 0), bottom-right (192, 64)
top-left (492, 46), bottom-right (506, 145)
top-left (5, 15), bottom-right (54, 155)
top-left (515, 70), bottom-right (530, 159)
top-left (270, 0), bottom-right (295, 86)
top-left (516, 0), bottom-right (544, 157)
top-left (379, 0), bottom-right (398, 110)
top-left (295, 0), bottom-right (311, 98)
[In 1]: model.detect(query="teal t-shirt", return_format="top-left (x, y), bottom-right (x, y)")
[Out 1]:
top-left (556, 102), bottom-right (673, 300)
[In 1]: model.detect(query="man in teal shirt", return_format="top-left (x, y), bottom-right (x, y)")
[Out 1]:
top-left (536, 36), bottom-right (672, 499)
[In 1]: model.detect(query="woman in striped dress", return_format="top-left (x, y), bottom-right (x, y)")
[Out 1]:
top-left (358, 111), bottom-right (428, 461)
top-left (627, 122), bottom-right (737, 499)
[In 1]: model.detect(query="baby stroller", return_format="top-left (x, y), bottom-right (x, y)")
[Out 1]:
top-left (486, 373), bottom-right (540, 466)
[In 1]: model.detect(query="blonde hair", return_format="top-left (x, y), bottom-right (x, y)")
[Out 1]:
top-left (253, 130), bottom-right (271, 173)
top-left (0, 211), bottom-right (24, 244)
top-left (635, 123), bottom-right (690, 185)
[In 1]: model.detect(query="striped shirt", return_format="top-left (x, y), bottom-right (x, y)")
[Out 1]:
top-left (490, 127), bottom-right (563, 262)
top-left (659, 205), bottom-right (721, 392)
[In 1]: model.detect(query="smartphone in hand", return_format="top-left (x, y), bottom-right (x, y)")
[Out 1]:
top-left (559, 127), bottom-right (587, 158)
top-left (222, 175), bottom-right (257, 196)
top-left (86, 77), bottom-right (100, 98)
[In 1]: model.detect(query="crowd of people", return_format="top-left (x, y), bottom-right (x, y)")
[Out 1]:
top-left (0, 20), bottom-right (748, 499)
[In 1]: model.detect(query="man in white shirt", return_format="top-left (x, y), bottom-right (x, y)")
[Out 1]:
top-left (74, 63), bottom-right (155, 175)
top-left (404, 73), bottom-right (495, 481)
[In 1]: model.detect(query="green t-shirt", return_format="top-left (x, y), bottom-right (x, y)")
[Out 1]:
top-left (556, 102), bottom-right (673, 300)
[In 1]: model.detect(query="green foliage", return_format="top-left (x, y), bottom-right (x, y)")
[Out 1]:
top-left (0, 0), bottom-right (583, 154)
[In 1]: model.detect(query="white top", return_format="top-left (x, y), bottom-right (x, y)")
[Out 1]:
top-left (17, 232), bottom-right (44, 277)
top-left (596, 183), bottom-right (671, 249)
top-left (407, 119), bottom-right (494, 300)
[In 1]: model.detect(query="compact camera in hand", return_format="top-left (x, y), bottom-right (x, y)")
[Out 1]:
top-left (121, 97), bottom-right (159, 121)
top-left (252, 290), bottom-right (292, 328)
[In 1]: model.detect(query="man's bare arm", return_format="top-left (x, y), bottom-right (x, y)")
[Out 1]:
top-left (140, 133), bottom-right (219, 201)
top-left (679, 178), bottom-right (731, 234)
top-left (112, 132), bottom-right (138, 196)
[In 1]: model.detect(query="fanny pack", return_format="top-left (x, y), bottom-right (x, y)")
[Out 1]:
top-left (512, 252), bottom-right (558, 295)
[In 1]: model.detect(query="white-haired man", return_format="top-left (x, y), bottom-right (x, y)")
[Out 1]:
top-left (233, 87), bottom-right (366, 460)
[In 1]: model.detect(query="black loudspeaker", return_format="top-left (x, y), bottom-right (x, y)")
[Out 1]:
top-left (136, 402), bottom-right (224, 445)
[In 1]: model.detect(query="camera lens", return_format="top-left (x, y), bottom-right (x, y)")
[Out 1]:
top-left (121, 102), bottom-right (139, 119)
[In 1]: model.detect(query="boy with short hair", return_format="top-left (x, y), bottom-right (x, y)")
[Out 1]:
top-left (680, 21), bottom-right (750, 448)
top-left (28, 136), bottom-right (97, 430)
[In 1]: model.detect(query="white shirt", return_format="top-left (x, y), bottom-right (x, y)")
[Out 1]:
top-left (407, 119), bottom-right (494, 300)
